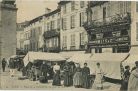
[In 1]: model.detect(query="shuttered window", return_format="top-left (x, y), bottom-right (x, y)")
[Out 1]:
top-left (137, 22), bottom-right (138, 40)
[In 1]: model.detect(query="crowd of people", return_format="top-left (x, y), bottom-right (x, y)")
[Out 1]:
top-left (1, 57), bottom-right (138, 91)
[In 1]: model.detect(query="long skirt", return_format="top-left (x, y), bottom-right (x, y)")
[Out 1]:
top-left (52, 70), bottom-right (61, 86)
top-left (120, 80), bottom-right (128, 91)
top-left (64, 72), bottom-right (73, 86)
top-left (82, 74), bottom-right (90, 89)
top-left (73, 72), bottom-right (83, 87)
top-left (93, 74), bottom-right (103, 89)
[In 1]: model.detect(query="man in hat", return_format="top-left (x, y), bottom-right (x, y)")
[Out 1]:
top-left (128, 61), bottom-right (138, 91)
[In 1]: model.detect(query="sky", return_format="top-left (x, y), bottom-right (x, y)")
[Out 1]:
top-left (16, 0), bottom-right (58, 23)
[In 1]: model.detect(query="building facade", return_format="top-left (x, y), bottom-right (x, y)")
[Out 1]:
top-left (84, 1), bottom-right (138, 53)
top-left (16, 21), bottom-right (28, 54)
top-left (0, 0), bottom-right (17, 61)
top-left (58, 1), bottom-right (88, 52)
top-left (23, 16), bottom-right (44, 53)
top-left (43, 8), bottom-right (61, 53)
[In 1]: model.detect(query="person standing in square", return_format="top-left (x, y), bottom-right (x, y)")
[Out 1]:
top-left (2, 58), bottom-right (7, 72)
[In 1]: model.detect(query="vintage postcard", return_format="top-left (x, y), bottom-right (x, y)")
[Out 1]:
top-left (0, 0), bottom-right (138, 91)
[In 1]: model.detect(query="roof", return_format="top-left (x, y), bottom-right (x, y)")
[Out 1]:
top-left (25, 8), bottom-right (60, 27)
top-left (44, 8), bottom-right (60, 17)
top-left (58, 1), bottom-right (71, 5)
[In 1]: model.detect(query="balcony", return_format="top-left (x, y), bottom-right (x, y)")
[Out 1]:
top-left (43, 29), bottom-right (60, 39)
top-left (83, 13), bottom-right (131, 34)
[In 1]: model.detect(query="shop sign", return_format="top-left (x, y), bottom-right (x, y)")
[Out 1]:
top-left (89, 36), bottom-right (129, 44)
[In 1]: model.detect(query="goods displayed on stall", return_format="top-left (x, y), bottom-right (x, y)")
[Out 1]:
top-left (22, 52), bottom-right (66, 81)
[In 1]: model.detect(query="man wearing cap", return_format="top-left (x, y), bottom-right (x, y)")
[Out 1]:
top-left (128, 61), bottom-right (138, 91)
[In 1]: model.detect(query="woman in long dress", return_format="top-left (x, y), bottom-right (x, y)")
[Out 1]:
top-left (63, 62), bottom-right (73, 87)
top-left (52, 63), bottom-right (61, 86)
top-left (82, 63), bottom-right (90, 89)
top-left (73, 63), bottom-right (83, 88)
top-left (120, 65), bottom-right (130, 91)
top-left (93, 62), bottom-right (104, 90)
top-left (128, 61), bottom-right (138, 91)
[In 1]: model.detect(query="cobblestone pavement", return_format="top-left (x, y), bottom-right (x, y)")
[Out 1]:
top-left (0, 68), bottom-right (121, 91)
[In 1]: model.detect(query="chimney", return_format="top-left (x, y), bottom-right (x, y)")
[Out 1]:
top-left (45, 8), bottom-right (51, 14)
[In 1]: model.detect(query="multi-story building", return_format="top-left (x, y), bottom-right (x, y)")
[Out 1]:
top-left (58, 1), bottom-right (88, 52)
top-left (43, 8), bottom-right (61, 53)
top-left (23, 16), bottom-right (44, 53)
top-left (0, 0), bottom-right (17, 61)
top-left (84, 1), bottom-right (138, 53)
top-left (17, 21), bottom-right (28, 49)
top-left (16, 21), bottom-right (28, 54)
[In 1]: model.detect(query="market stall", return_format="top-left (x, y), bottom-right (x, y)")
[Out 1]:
top-left (23, 52), bottom-right (66, 80)
top-left (86, 53), bottom-right (129, 80)
top-left (67, 53), bottom-right (92, 67)
top-left (122, 47), bottom-right (138, 69)
top-left (122, 54), bottom-right (138, 69)
top-left (23, 52), bottom-right (66, 66)
top-left (60, 51), bottom-right (86, 59)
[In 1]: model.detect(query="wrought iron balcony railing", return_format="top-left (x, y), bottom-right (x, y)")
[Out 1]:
top-left (83, 12), bottom-right (131, 32)
top-left (43, 29), bottom-right (60, 39)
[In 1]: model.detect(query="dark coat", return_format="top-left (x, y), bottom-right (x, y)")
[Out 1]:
top-left (63, 65), bottom-right (73, 86)
top-left (9, 59), bottom-right (15, 69)
top-left (120, 70), bottom-right (131, 91)
top-left (82, 67), bottom-right (90, 88)
top-left (2, 59), bottom-right (6, 67)
top-left (40, 64), bottom-right (48, 76)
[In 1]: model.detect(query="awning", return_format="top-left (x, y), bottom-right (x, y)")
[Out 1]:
top-left (23, 52), bottom-right (66, 66)
top-left (122, 54), bottom-right (138, 69)
top-left (129, 46), bottom-right (138, 54)
top-left (86, 53), bottom-right (129, 80)
top-left (67, 53), bottom-right (93, 67)
top-left (60, 51), bottom-right (85, 59)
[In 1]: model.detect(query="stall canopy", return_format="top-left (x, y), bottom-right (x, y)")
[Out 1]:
top-left (122, 47), bottom-right (138, 69)
top-left (129, 46), bottom-right (138, 54)
top-left (67, 53), bottom-right (93, 67)
top-left (23, 52), bottom-right (66, 66)
top-left (122, 54), bottom-right (138, 69)
top-left (60, 51), bottom-right (85, 59)
top-left (86, 53), bottom-right (129, 80)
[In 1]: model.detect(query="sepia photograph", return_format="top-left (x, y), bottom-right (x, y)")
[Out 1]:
top-left (0, 0), bottom-right (138, 91)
